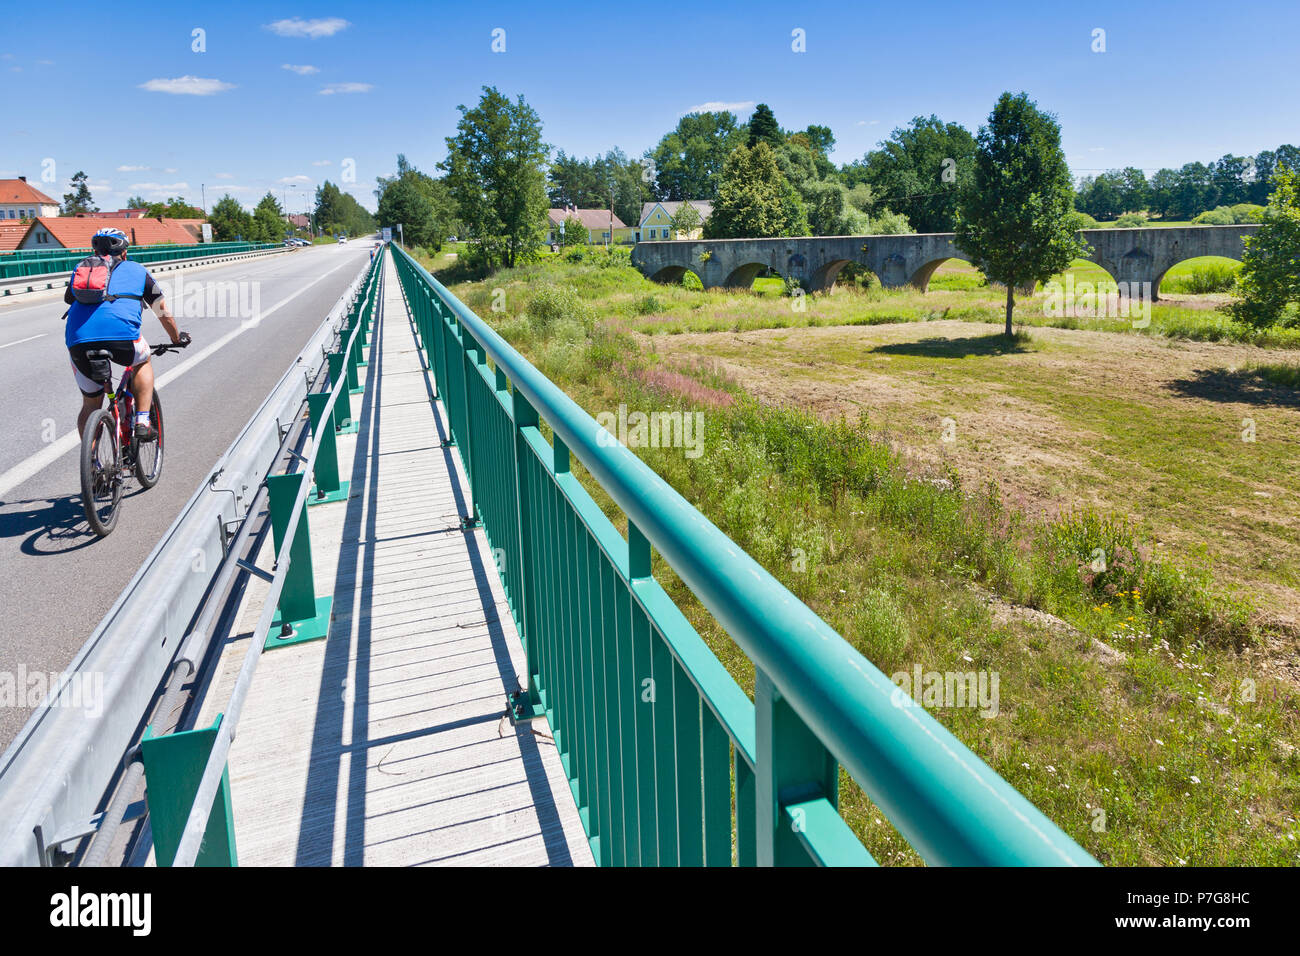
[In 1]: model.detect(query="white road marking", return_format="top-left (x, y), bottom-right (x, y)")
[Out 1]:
top-left (0, 254), bottom-right (363, 500)
top-left (0, 333), bottom-right (45, 351)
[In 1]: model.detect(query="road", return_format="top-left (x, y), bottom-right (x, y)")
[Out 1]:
top-left (0, 241), bottom-right (373, 748)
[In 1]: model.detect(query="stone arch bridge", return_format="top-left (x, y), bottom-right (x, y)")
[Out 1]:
top-left (630, 224), bottom-right (1259, 301)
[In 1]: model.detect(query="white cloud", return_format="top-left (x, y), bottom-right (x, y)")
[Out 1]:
top-left (117, 165), bottom-right (149, 172)
top-left (277, 175), bottom-right (312, 184)
top-left (139, 75), bottom-right (235, 95)
top-left (282, 63), bottom-right (319, 75)
top-left (215, 172), bottom-right (234, 179)
top-left (311, 160), bottom-right (332, 166)
top-left (37, 59), bottom-right (53, 66)
top-left (163, 168), bottom-right (178, 174)
top-left (319, 82), bottom-right (372, 95)
top-left (1088, 147), bottom-right (1106, 152)
top-left (130, 181), bottom-right (190, 193)
top-left (684, 100), bottom-right (754, 115)
top-left (266, 17), bottom-right (349, 38)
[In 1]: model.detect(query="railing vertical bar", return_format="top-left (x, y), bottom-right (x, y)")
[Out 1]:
top-left (672, 662), bottom-right (705, 866)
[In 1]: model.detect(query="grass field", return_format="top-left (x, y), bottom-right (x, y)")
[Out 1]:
top-left (414, 245), bottom-right (1300, 865)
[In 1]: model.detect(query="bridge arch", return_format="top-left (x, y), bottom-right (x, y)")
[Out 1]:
top-left (649, 264), bottom-right (690, 284)
top-left (810, 258), bottom-right (855, 293)
top-left (723, 262), bottom-right (768, 289)
top-left (907, 255), bottom-right (975, 292)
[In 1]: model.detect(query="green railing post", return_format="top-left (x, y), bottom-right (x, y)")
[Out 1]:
top-left (140, 716), bottom-right (237, 867)
top-left (326, 352), bottom-right (357, 434)
top-left (755, 668), bottom-right (839, 866)
top-left (265, 471), bottom-right (332, 648)
top-left (307, 391), bottom-right (349, 505)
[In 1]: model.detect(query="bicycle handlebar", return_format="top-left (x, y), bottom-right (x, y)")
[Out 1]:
top-left (151, 334), bottom-right (192, 356)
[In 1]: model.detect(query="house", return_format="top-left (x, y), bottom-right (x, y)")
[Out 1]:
top-left (546, 207), bottom-right (634, 245)
top-left (287, 214), bottom-right (311, 230)
top-left (0, 177), bottom-right (60, 221)
top-left (637, 200), bottom-right (713, 242)
top-left (0, 221), bottom-right (30, 252)
top-left (17, 216), bottom-right (206, 251)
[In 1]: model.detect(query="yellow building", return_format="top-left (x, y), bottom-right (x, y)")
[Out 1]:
top-left (637, 200), bottom-right (713, 242)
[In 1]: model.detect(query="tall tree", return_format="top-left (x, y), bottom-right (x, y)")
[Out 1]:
top-left (747, 103), bottom-right (782, 148)
top-left (251, 192), bottom-right (285, 241)
top-left (956, 92), bottom-right (1086, 335)
top-left (648, 111), bottom-right (746, 201)
top-left (860, 116), bottom-right (976, 233)
top-left (61, 171), bottom-right (97, 215)
top-left (209, 195), bottom-right (253, 241)
top-left (1229, 164), bottom-right (1300, 328)
top-left (704, 142), bottom-right (808, 239)
top-left (442, 86), bottom-right (549, 269)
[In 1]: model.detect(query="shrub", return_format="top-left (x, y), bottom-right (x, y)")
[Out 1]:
top-left (635, 294), bottom-right (662, 315)
top-left (1162, 261), bottom-right (1240, 294)
top-left (681, 271), bottom-right (703, 291)
top-left (1115, 212), bottom-right (1147, 228)
top-left (526, 282), bottom-right (590, 332)
top-left (1192, 207), bottom-right (1235, 225)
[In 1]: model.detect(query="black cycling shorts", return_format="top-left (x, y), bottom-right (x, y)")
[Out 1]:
top-left (68, 339), bottom-right (148, 396)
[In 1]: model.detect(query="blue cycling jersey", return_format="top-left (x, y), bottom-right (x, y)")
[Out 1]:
top-left (64, 259), bottom-right (160, 347)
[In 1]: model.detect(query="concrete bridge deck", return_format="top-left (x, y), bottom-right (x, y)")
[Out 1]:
top-left (630, 223), bottom-right (1259, 299)
top-left (188, 254), bottom-right (592, 866)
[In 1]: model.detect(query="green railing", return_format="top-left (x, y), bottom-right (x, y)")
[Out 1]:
top-left (391, 243), bottom-right (1097, 867)
top-left (0, 241), bottom-right (280, 280)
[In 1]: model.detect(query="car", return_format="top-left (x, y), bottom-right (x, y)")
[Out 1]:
top-left (337, 235), bottom-right (348, 244)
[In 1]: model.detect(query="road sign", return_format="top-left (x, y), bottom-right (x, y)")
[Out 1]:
top-left (382, 227), bottom-right (392, 243)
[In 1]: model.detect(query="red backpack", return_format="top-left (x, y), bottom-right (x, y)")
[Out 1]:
top-left (70, 254), bottom-right (142, 306)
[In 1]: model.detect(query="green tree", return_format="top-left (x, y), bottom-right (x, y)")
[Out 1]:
top-left (442, 86), bottom-right (549, 269)
top-left (124, 195), bottom-right (148, 210)
top-left (209, 195), bottom-right (253, 241)
top-left (251, 192), bottom-right (285, 241)
top-left (956, 92), bottom-right (1087, 336)
top-left (859, 116), bottom-right (976, 233)
top-left (375, 154), bottom-right (456, 250)
top-left (1228, 165), bottom-right (1300, 327)
top-left (61, 171), bottom-right (97, 215)
top-left (705, 142), bottom-right (809, 239)
top-left (648, 111), bottom-right (746, 201)
top-left (557, 215), bottom-right (588, 246)
top-left (747, 103), bottom-right (782, 149)
top-left (668, 202), bottom-right (702, 239)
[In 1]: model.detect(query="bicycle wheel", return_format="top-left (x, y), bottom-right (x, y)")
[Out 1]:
top-left (135, 390), bottom-right (164, 488)
top-left (80, 408), bottom-right (122, 537)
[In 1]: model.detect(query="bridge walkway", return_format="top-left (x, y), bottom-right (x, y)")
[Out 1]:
top-left (190, 253), bottom-right (592, 866)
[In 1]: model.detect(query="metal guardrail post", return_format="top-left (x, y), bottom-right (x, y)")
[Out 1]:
top-left (265, 472), bottom-right (332, 649)
top-left (307, 391), bottom-right (348, 505)
top-left (139, 715), bottom-right (237, 867)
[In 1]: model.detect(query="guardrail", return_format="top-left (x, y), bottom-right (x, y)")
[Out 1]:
top-left (0, 241), bottom-right (281, 280)
top-left (0, 241), bottom-right (262, 262)
top-left (0, 251), bottom-right (379, 868)
top-left (391, 243), bottom-right (1097, 867)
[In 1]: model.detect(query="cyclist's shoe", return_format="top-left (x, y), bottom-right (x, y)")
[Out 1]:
top-left (135, 422), bottom-right (158, 443)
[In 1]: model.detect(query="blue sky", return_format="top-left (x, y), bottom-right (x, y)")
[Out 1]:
top-left (3, 0), bottom-right (1297, 213)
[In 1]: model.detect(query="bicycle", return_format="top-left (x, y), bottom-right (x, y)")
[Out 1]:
top-left (79, 340), bottom-right (190, 537)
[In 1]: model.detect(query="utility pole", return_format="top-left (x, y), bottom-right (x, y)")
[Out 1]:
top-left (201, 183), bottom-right (206, 216)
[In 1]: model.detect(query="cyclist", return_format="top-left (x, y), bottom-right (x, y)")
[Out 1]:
top-left (64, 228), bottom-right (189, 442)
